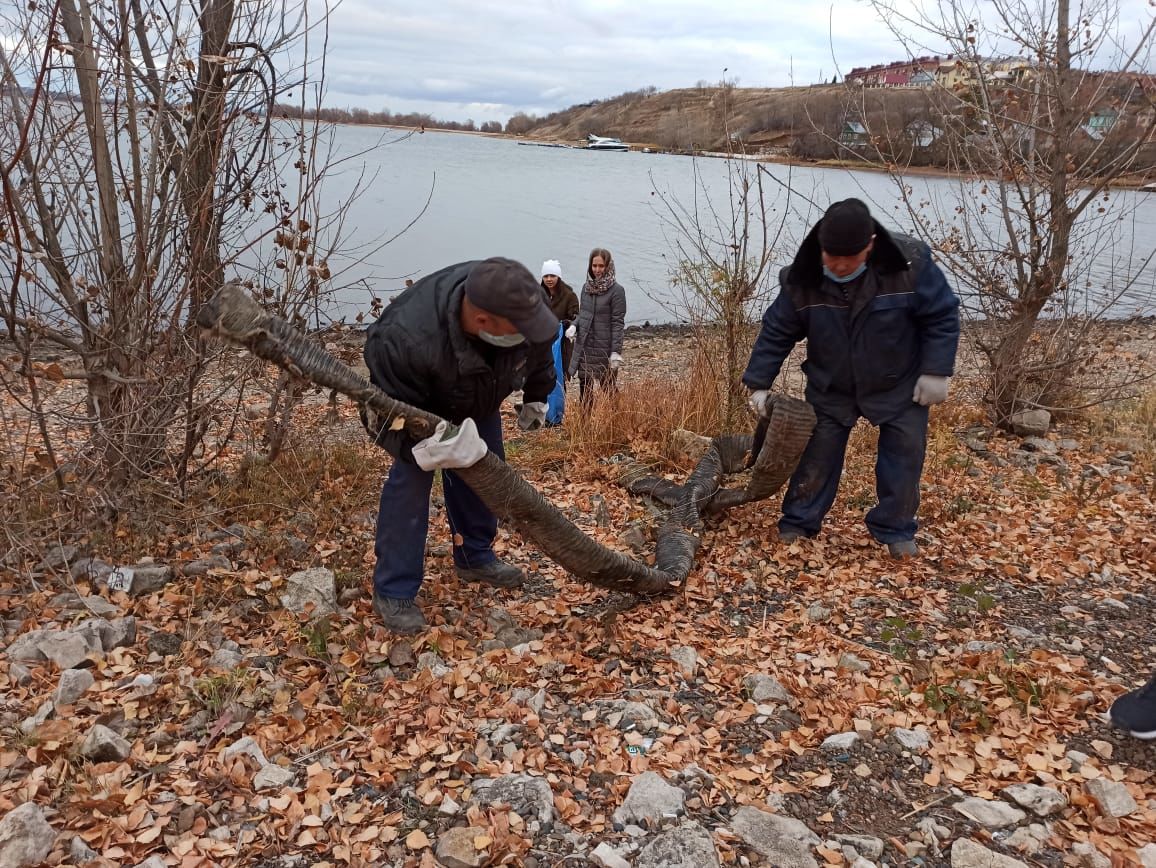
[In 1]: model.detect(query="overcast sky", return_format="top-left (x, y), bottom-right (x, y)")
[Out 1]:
top-left (313, 0), bottom-right (1155, 124)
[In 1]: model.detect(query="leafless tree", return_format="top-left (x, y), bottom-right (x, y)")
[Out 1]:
top-left (0, 0), bottom-right (382, 510)
top-left (867, 0), bottom-right (1156, 423)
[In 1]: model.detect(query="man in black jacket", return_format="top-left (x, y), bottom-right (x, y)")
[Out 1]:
top-left (363, 258), bottom-right (558, 633)
top-left (743, 199), bottom-right (960, 558)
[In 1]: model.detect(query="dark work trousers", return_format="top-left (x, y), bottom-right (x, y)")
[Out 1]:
top-left (779, 402), bottom-right (929, 543)
top-left (578, 367), bottom-right (618, 405)
top-left (372, 411), bottom-right (503, 600)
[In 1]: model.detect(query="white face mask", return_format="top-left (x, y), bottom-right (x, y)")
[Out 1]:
top-left (478, 330), bottom-right (525, 347)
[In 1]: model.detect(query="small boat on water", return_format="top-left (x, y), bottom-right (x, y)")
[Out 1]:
top-left (586, 134), bottom-right (630, 152)
top-left (1141, 181), bottom-right (1156, 192)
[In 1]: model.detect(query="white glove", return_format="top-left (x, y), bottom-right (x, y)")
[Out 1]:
top-left (748, 389), bottom-right (771, 417)
top-left (518, 401), bottom-right (548, 431)
top-left (913, 375), bottom-right (949, 406)
top-left (412, 419), bottom-right (488, 471)
top-left (565, 324), bottom-right (577, 340)
top-left (609, 353), bottom-right (623, 371)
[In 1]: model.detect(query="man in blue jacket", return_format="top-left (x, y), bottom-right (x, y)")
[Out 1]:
top-left (743, 199), bottom-right (960, 558)
top-left (363, 258), bottom-right (558, 632)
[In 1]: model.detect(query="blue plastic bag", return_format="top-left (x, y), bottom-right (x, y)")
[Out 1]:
top-left (546, 323), bottom-right (565, 426)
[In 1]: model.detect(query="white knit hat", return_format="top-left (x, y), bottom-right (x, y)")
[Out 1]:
top-left (541, 259), bottom-right (562, 279)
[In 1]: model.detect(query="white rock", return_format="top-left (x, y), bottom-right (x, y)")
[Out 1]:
top-left (834, 834), bottom-right (884, 859)
top-left (207, 648), bottom-right (243, 670)
top-left (821, 732), bottom-right (859, 751)
top-left (438, 795), bottom-right (461, 815)
top-left (1005, 824), bottom-right (1048, 855)
top-left (37, 632), bottom-right (91, 670)
top-left (730, 806), bottom-right (820, 868)
top-left (253, 764), bottom-right (295, 791)
top-left (743, 673), bottom-right (794, 705)
top-left (635, 821), bottom-right (721, 868)
top-left (950, 837), bottom-right (1030, 868)
top-left (953, 796), bottom-right (1026, 828)
top-left (69, 834), bottom-right (98, 863)
top-left (1071, 841), bottom-right (1111, 868)
top-left (0, 802), bottom-right (56, 867)
top-left (279, 567), bottom-right (338, 618)
top-left (222, 736), bottom-right (268, 767)
top-left (54, 669), bottom-right (95, 707)
top-left (590, 842), bottom-right (632, 868)
top-left (670, 645), bottom-right (698, 678)
top-left (435, 826), bottom-right (487, 868)
top-left (893, 728), bottom-right (931, 751)
top-left (1002, 783), bottom-right (1067, 817)
top-left (613, 771), bottom-right (685, 825)
top-left (470, 774), bottom-right (556, 826)
top-left (1084, 779), bottom-right (1137, 818)
top-left (1136, 843), bottom-right (1156, 868)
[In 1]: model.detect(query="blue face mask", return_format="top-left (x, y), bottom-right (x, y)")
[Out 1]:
top-left (478, 330), bottom-right (525, 347)
top-left (823, 263), bottom-right (868, 284)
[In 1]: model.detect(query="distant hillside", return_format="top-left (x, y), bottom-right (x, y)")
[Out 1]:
top-left (511, 84), bottom-right (933, 160)
top-left (510, 82), bottom-right (1156, 173)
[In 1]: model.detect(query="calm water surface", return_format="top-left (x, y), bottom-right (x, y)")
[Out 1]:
top-left (293, 126), bottom-right (1156, 325)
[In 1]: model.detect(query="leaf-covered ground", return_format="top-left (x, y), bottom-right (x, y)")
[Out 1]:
top-left (1, 325), bottom-right (1153, 867)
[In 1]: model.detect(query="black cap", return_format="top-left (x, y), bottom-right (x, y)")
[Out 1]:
top-left (464, 257), bottom-right (559, 343)
top-left (818, 198), bottom-right (875, 256)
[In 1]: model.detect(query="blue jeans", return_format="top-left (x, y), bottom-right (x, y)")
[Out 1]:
top-left (779, 403), bottom-right (928, 543)
top-left (372, 411), bottom-right (504, 600)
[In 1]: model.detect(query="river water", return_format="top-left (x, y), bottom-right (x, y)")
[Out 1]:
top-left (286, 125), bottom-right (1156, 325)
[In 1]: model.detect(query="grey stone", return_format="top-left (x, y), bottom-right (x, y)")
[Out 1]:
top-left (80, 724), bottom-right (131, 762)
top-left (892, 728), bottom-right (931, 751)
top-left (619, 523), bottom-right (649, 554)
top-left (1084, 779), bottom-right (1137, 818)
top-left (1008, 409), bottom-right (1050, 437)
top-left (222, 736), bottom-right (268, 767)
top-left (182, 555), bottom-right (232, 577)
top-left (953, 796), bottom-right (1026, 828)
top-left (1002, 783), bottom-right (1067, 817)
top-left (743, 673), bottom-right (794, 704)
top-left (135, 857), bottom-right (168, 868)
top-left (1058, 439), bottom-right (1080, 451)
top-left (253, 764), bottom-right (295, 791)
top-left (71, 558), bottom-right (113, 583)
top-left (1136, 843), bottom-right (1156, 868)
top-left (470, 774), bottom-right (556, 826)
top-left (208, 648), bottom-right (243, 671)
top-left (78, 596), bottom-right (119, 617)
top-left (435, 826), bottom-right (487, 868)
top-left (18, 701), bottom-right (54, 735)
top-left (1005, 824), bottom-right (1048, 855)
top-left (833, 834), bottom-right (884, 860)
top-left (280, 568), bottom-right (338, 618)
top-left (965, 640), bottom-right (1005, 653)
top-left (591, 699), bottom-right (660, 730)
top-left (0, 802), bottom-right (56, 867)
top-left (1020, 436), bottom-right (1056, 453)
top-left (55, 669), bottom-right (95, 707)
top-left (1066, 749), bottom-right (1089, 770)
top-left (612, 771), bottom-right (685, 825)
top-left (438, 795), bottom-right (461, 816)
top-left (37, 632), bottom-right (91, 670)
top-left (4, 630), bottom-right (50, 662)
top-left (416, 652), bottom-right (452, 678)
top-left (950, 837), bottom-right (1030, 867)
top-left (38, 543), bottom-right (78, 571)
top-left (730, 806), bottom-right (820, 868)
top-left (69, 835), bottom-right (98, 863)
top-left (806, 603), bottom-right (832, 622)
top-left (527, 688), bottom-right (547, 716)
top-left (821, 732), bottom-right (860, 751)
top-left (1071, 841), bottom-right (1111, 868)
top-left (87, 616), bottom-right (136, 651)
top-left (671, 428), bottom-right (713, 456)
top-left (9, 663), bottom-right (32, 686)
top-left (670, 645), bottom-right (698, 678)
top-left (635, 821), bottom-right (720, 868)
top-left (122, 564), bottom-right (174, 595)
top-left (838, 653), bottom-right (871, 673)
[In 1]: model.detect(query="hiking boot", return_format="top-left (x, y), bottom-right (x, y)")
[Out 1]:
top-left (778, 528), bottom-right (806, 543)
top-left (1110, 673), bottom-right (1156, 740)
top-left (372, 594), bottom-right (427, 634)
top-left (455, 560), bottom-right (525, 589)
top-left (887, 540), bottom-right (919, 559)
